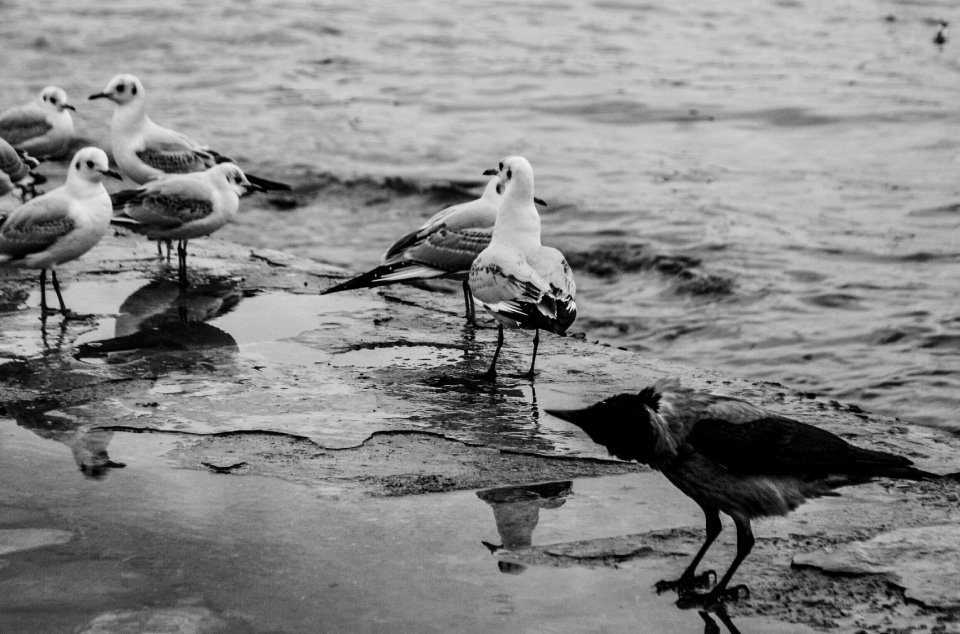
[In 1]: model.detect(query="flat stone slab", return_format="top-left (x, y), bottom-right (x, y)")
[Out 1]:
top-left (794, 524), bottom-right (960, 608)
top-left (78, 607), bottom-right (230, 634)
top-left (0, 528), bottom-right (72, 555)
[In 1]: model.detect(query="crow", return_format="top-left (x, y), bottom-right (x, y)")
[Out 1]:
top-left (546, 377), bottom-right (954, 605)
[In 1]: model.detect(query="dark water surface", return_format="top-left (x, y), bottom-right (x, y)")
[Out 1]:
top-left (3, 0), bottom-right (960, 428)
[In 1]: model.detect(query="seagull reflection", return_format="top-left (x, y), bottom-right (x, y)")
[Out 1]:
top-left (76, 279), bottom-right (241, 360)
top-left (477, 480), bottom-right (572, 574)
top-left (4, 402), bottom-right (125, 480)
top-left (691, 605), bottom-right (743, 634)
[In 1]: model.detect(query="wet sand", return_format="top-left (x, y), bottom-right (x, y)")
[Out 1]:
top-left (0, 226), bottom-right (958, 633)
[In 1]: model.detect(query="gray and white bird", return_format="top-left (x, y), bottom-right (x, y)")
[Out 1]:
top-left (0, 86), bottom-right (76, 159)
top-left (0, 147), bottom-right (120, 316)
top-left (468, 156), bottom-right (576, 379)
top-left (110, 163), bottom-right (264, 285)
top-left (546, 378), bottom-right (957, 606)
top-left (322, 177), bottom-right (502, 324)
top-left (89, 74), bottom-right (290, 192)
top-left (0, 137), bottom-right (43, 201)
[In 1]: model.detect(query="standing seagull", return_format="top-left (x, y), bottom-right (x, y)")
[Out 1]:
top-left (546, 378), bottom-right (956, 606)
top-left (322, 177), bottom-right (502, 324)
top-left (0, 86), bottom-right (76, 159)
top-left (88, 74), bottom-right (290, 192)
top-left (0, 138), bottom-right (43, 200)
top-left (469, 156), bottom-right (576, 379)
top-left (110, 163), bottom-right (264, 285)
top-left (0, 147), bottom-right (120, 316)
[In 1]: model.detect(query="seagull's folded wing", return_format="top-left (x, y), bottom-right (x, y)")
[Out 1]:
top-left (113, 176), bottom-right (216, 231)
top-left (0, 108), bottom-right (52, 147)
top-left (0, 195), bottom-right (75, 257)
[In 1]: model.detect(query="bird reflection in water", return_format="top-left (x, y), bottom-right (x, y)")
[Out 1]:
top-left (476, 480), bottom-right (572, 574)
top-left (76, 278), bottom-right (241, 361)
top-left (4, 402), bottom-right (126, 480)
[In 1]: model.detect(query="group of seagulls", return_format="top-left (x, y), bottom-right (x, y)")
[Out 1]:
top-left (1, 73), bottom-right (956, 611)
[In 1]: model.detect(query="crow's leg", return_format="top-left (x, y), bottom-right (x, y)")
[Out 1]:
top-left (656, 507), bottom-right (721, 594)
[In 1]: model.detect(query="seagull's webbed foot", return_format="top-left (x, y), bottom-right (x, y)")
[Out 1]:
top-left (478, 369), bottom-right (498, 382)
top-left (675, 584), bottom-right (749, 610)
top-left (655, 569), bottom-right (716, 595)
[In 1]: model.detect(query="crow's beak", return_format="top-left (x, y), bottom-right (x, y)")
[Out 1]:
top-left (534, 196), bottom-right (547, 206)
top-left (482, 168), bottom-right (498, 176)
top-left (100, 168), bottom-right (123, 181)
top-left (88, 92), bottom-right (110, 101)
top-left (543, 407), bottom-right (591, 427)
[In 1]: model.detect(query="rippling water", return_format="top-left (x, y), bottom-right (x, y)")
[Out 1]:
top-left (3, 0), bottom-right (960, 429)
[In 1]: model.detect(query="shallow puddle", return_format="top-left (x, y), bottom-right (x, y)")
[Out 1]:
top-left (0, 420), bottom-right (815, 634)
top-left (330, 343), bottom-right (463, 369)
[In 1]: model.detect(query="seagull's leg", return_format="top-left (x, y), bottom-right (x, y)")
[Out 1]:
top-left (656, 507), bottom-right (721, 594)
top-left (38, 269), bottom-right (51, 315)
top-left (522, 329), bottom-right (540, 379)
top-left (50, 269), bottom-right (81, 319)
top-left (177, 240), bottom-right (188, 287)
top-left (166, 239), bottom-right (173, 262)
top-left (156, 240), bottom-right (163, 257)
top-left (462, 280), bottom-right (476, 326)
top-left (481, 323), bottom-right (504, 381)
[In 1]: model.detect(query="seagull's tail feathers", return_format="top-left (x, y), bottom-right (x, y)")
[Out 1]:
top-left (321, 263), bottom-right (446, 294)
top-left (245, 172), bottom-right (292, 192)
top-left (110, 188), bottom-right (146, 211)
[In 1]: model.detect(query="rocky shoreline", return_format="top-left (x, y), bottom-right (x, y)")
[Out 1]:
top-left (0, 232), bottom-right (958, 633)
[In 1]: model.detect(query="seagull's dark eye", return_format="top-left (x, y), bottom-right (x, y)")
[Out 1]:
top-left (499, 162), bottom-right (503, 171)
top-left (117, 84), bottom-right (125, 94)
top-left (74, 161), bottom-right (81, 170)
top-left (131, 85), bottom-right (137, 95)
top-left (506, 169), bottom-right (512, 179)
top-left (85, 160), bottom-right (94, 168)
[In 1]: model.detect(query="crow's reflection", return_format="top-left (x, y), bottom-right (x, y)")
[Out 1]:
top-left (477, 480), bottom-right (572, 574)
top-left (77, 279), bottom-right (241, 360)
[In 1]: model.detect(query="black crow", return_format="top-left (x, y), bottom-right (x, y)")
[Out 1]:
top-left (546, 378), bottom-right (952, 605)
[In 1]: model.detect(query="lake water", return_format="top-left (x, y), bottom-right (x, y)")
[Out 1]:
top-left (2, 0), bottom-right (960, 430)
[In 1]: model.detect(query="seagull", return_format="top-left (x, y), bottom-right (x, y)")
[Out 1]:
top-left (89, 74), bottom-right (290, 192)
top-left (0, 147), bottom-right (120, 316)
top-left (321, 177), bottom-right (501, 324)
top-left (110, 163), bottom-right (264, 285)
top-left (468, 156), bottom-right (576, 379)
top-left (0, 86), bottom-right (76, 159)
top-left (546, 378), bottom-right (958, 606)
top-left (0, 137), bottom-right (44, 200)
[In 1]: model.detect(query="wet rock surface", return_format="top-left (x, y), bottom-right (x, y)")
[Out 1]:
top-left (0, 229), bottom-right (959, 633)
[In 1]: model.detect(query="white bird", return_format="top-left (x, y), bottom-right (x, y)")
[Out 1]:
top-left (110, 163), bottom-right (263, 285)
top-left (322, 177), bottom-right (501, 324)
top-left (322, 178), bottom-right (548, 324)
top-left (0, 86), bottom-right (76, 159)
top-left (0, 138), bottom-right (44, 200)
top-left (468, 156), bottom-right (576, 379)
top-left (0, 147), bottom-right (120, 316)
top-left (88, 74), bottom-right (290, 191)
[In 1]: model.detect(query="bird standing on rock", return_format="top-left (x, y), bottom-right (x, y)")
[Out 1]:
top-left (89, 74), bottom-right (291, 257)
top-left (546, 378), bottom-right (956, 606)
top-left (322, 177), bottom-right (503, 324)
top-left (469, 156), bottom-right (576, 379)
top-left (0, 86), bottom-right (76, 159)
top-left (0, 147), bottom-right (120, 317)
top-left (110, 163), bottom-right (265, 286)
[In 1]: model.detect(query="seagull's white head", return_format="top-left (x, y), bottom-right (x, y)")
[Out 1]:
top-left (89, 74), bottom-right (145, 107)
top-left (68, 147), bottom-right (122, 185)
top-left (211, 163), bottom-right (258, 197)
top-left (484, 156), bottom-right (535, 203)
top-left (38, 86), bottom-right (76, 113)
